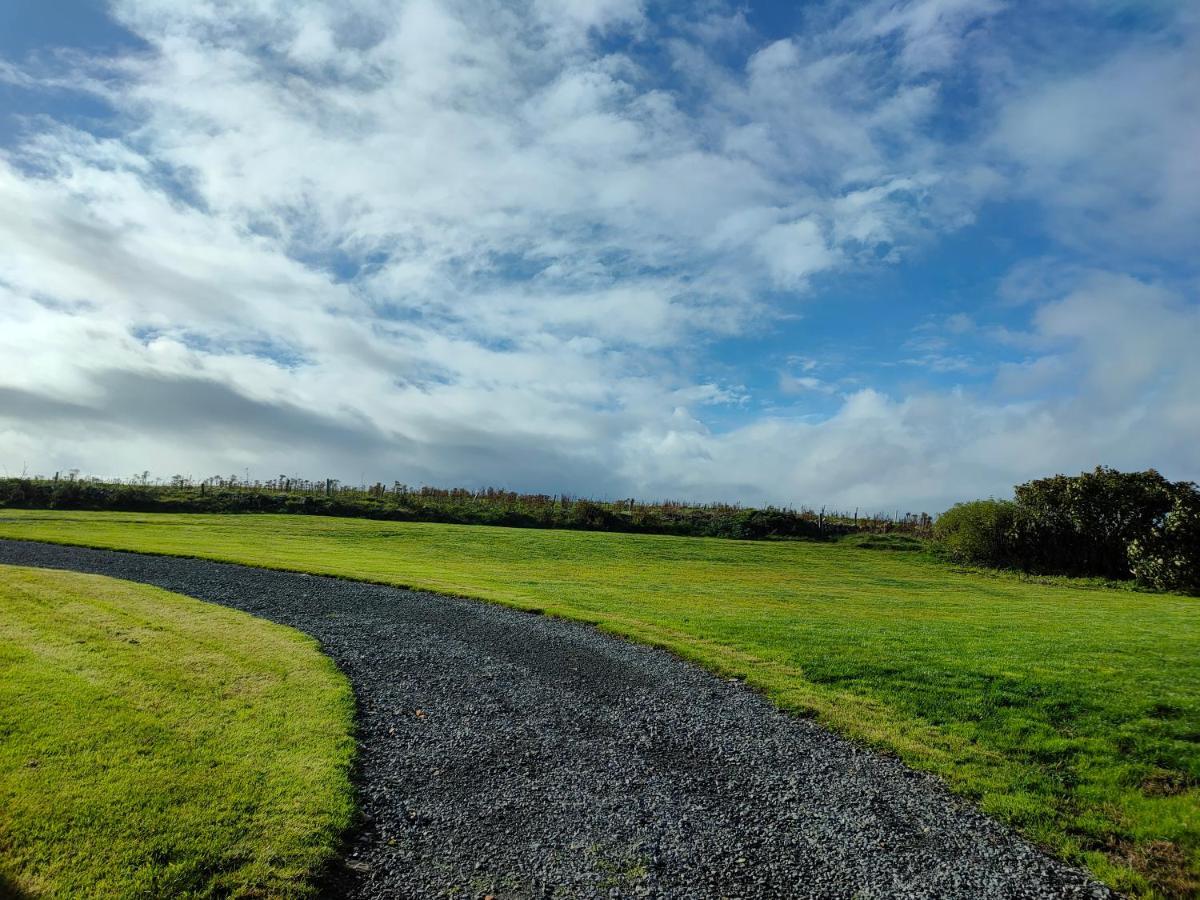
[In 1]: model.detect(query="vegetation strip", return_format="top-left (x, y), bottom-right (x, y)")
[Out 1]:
top-left (0, 564), bottom-right (355, 898)
top-left (0, 474), bottom-right (925, 540)
top-left (0, 512), bottom-right (1194, 896)
top-left (0, 540), bottom-right (1113, 898)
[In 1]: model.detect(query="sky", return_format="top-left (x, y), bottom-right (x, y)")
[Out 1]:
top-left (0, 0), bottom-right (1197, 513)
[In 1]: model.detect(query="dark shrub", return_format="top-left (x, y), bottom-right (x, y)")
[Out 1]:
top-left (938, 468), bottom-right (1200, 591)
top-left (1128, 490), bottom-right (1200, 595)
top-left (565, 501), bottom-right (626, 532)
top-left (707, 508), bottom-right (824, 540)
top-left (1010, 467), bottom-right (1176, 579)
top-left (934, 499), bottom-right (1020, 567)
top-left (0, 479), bottom-right (40, 506)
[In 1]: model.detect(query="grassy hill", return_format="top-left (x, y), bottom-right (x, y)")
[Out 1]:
top-left (0, 510), bottom-right (1195, 896)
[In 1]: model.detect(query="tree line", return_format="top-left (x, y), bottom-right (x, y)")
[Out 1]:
top-left (0, 474), bottom-right (930, 542)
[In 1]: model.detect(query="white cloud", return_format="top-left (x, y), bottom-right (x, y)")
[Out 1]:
top-left (755, 219), bottom-right (839, 289)
top-left (1030, 273), bottom-right (1200, 410)
top-left (864, 0), bottom-right (1004, 73)
top-left (989, 19), bottom-right (1200, 255)
top-left (779, 374), bottom-right (835, 395)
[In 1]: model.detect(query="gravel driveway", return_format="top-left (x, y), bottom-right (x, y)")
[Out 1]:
top-left (0, 539), bottom-right (1115, 899)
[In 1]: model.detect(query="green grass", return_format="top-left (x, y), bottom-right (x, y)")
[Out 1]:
top-left (0, 563), bottom-right (355, 898)
top-left (0, 511), bottom-right (1196, 897)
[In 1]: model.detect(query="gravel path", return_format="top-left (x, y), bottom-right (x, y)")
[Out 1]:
top-left (0, 539), bottom-right (1115, 899)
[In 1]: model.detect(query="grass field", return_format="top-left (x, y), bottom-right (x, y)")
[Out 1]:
top-left (0, 563), bottom-right (355, 898)
top-left (0, 511), bottom-right (1196, 897)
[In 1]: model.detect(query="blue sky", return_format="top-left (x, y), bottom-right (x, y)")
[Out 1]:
top-left (0, 0), bottom-right (1197, 511)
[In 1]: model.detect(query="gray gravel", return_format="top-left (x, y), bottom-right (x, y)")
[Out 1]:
top-left (0, 538), bottom-right (1115, 899)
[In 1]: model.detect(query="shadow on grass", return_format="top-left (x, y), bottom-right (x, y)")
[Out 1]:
top-left (0, 872), bottom-right (33, 900)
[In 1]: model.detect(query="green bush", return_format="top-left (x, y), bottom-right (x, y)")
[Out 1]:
top-left (938, 468), bottom-right (1200, 593)
top-left (706, 508), bottom-right (824, 540)
top-left (1128, 491), bottom-right (1200, 594)
top-left (934, 499), bottom-right (1021, 567)
top-left (1010, 467), bottom-right (1176, 579)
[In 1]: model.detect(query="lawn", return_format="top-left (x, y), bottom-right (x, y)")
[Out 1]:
top-left (0, 511), bottom-right (1196, 897)
top-left (0, 563), bottom-right (355, 898)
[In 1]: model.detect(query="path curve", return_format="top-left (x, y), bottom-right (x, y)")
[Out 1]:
top-left (0, 539), bottom-right (1114, 899)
